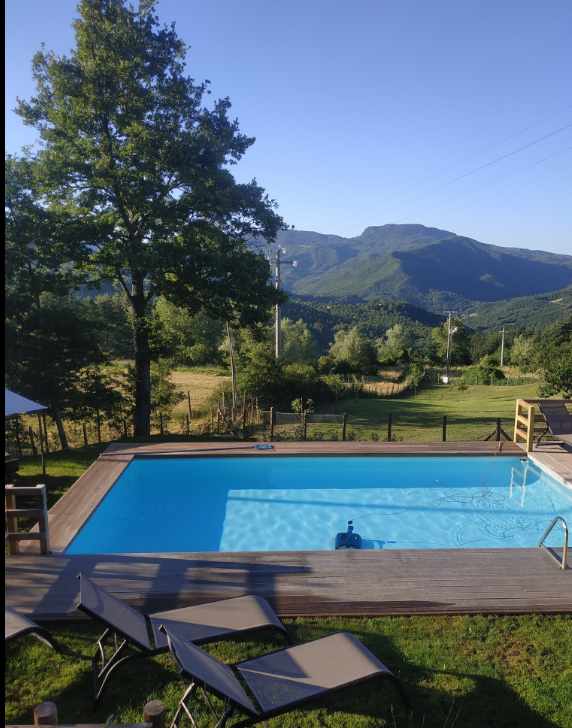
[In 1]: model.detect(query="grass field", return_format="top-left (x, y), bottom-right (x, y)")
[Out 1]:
top-left (6, 614), bottom-right (572, 727)
top-left (333, 382), bottom-right (540, 442)
top-left (170, 365), bottom-right (230, 423)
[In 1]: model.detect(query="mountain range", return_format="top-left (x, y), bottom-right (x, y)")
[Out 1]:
top-left (272, 224), bottom-right (572, 312)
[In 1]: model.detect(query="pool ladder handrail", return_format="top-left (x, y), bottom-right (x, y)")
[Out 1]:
top-left (538, 516), bottom-right (569, 570)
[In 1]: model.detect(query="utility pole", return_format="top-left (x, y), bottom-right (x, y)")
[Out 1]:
top-left (444, 312), bottom-right (453, 380)
top-left (274, 247), bottom-right (281, 359)
top-left (499, 326), bottom-right (505, 368)
top-left (272, 247), bottom-right (297, 359)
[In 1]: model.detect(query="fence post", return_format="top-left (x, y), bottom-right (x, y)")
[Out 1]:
top-left (96, 409), bottom-right (102, 445)
top-left (34, 701), bottom-right (58, 726)
top-left (123, 419), bottom-right (128, 439)
top-left (42, 413), bottom-right (50, 453)
top-left (186, 414), bottom-right (190, 435)
top-left (14, 418), bottom-right (23, 457)
top-left (302, 411), bottom-right (308, 441)
top-left (39, 483), bottom-right (49, 555)
top-left (5, 488), bottom-right (18, 555)
top-left (144, 700), bottom-right (166, 728)
top-left (269, 406), bottom-right (275, 442)
top-left (442, 415), bottom-right (447, 442)
top-left (28, 426), bottom-right (38, 456)
top-left (342, 413), bottom-right (348, 442)
top-left (496, 418), bottom-right (501, 442)
top-left (159, 413), bottom-right (164, 436)
top-left (387, 413), bottom-right (393, 442)
top-left (82, 422), bottom-right (88, 448)
top-left (187, 391), bottom-right (192, 420)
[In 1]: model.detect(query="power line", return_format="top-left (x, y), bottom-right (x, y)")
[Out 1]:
top-left (443, 122), bottom-right (572, 187)
top-left (390, 119), bottom-right (572, 214)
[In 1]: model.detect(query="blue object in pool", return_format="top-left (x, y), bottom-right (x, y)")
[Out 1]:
top-left (65, 456), bottom-right (572, 554)
top-left (335, 520), bottom-right (362, 549)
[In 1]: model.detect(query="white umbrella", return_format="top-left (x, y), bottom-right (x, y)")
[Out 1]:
top-left (5, 389), bottom-right (47, 418)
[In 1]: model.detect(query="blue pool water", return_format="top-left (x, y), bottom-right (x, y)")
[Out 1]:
top-left (65, 456), bottom-right (572, 554)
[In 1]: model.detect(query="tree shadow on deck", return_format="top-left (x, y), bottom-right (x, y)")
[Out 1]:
top-left (7, 551), bottom-right (314, 617)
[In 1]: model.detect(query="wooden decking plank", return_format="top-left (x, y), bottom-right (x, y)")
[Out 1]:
top-left (6, 547), bottom-right (571, 619)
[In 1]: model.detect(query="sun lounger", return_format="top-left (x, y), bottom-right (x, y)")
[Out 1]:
top-left (75, 573), bottom-right (288, 702)
top-left (536, 400), bottom-right (572, 447)
top-left (161, 624), bottom-right (407, 727)
top-left (5, 608), bottom-right (83, 658)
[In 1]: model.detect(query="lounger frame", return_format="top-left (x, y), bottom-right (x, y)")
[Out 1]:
top-left (164, 629), bottom-right (408, 728)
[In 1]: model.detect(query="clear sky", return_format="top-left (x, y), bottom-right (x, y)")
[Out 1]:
top-left (5, 0), bottom-right (572, 254)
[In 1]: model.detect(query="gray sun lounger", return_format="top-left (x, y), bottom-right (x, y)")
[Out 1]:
top-left (5, 608), bottom-right (84, 658)
top-left (161, 624), bottom-right (407, 727)
top-left (75, 573), bottom-right (288, 703)
top-left (536, 400), bottom-right (572, 447)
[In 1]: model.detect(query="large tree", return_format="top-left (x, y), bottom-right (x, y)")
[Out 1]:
top-left (6, 155), bottom-right (117, 449)
top-left (17, 0), bottom-right (284, 438)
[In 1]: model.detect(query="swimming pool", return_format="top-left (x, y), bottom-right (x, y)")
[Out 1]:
top-left (65, 455), bottom-right (572, 554)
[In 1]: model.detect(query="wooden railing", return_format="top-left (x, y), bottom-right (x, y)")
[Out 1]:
top-left (513, 399), bottom-right (537, 452)
top-left (5, 484), bottom-right (49, 555)
top-left (513, 399), bottom-right (572, 452)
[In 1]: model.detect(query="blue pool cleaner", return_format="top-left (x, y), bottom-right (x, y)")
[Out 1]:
top-left (335, 520), bottom-right (362, 550)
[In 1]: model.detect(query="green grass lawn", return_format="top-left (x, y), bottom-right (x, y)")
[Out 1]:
top-left (6, 615), bottom-right (572, 727)
top-left (333, 382), bottom-right (539, 442)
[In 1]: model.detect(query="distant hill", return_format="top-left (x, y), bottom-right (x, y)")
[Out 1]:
top-left (466, 287), bottom-right (572, 331)
top-left (270, 224), bottom-right (572, 312)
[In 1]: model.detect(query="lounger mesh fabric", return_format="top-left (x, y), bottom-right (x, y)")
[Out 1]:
top-left (150, 596), bottom-right (284, 648)
top-left (538, 401), bottom-right (572, 437)
top-left (5, 609), bottom-right (49, 642)
top-left (166, 628), bottom-right (258, 715)
top-left (237, 632), bottom-right (393, 712)
top-left (78, 574), bottom-right (152, 650)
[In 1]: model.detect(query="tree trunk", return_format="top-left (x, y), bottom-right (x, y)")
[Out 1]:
top-left (132, 290), bottom-right (152, 441)
top-left (52, 411), bottom-right (69, 451)
top-left (226, 321), bottom-right (237, 410)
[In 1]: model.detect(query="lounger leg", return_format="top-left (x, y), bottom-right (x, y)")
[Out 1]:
top-left (171, 682), bottom-right (197, 728)
top-left (385, 674), bottom-right (410, 710)
top-left (91, 630), bottom-right (142, 704)
top-left (214, 704), bottom-right (235, 728)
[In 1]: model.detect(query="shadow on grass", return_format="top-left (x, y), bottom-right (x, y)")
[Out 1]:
top-left (5, 621), bottom-right (563, 728)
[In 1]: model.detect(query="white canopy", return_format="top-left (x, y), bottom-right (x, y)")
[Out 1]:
top-left (5, 389), bottom-right (47, 418)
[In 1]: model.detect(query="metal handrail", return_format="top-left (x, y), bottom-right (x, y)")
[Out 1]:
top-left (538, 516), bottom-right (569, 570)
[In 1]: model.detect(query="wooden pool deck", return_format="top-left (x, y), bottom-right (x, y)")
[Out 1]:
top-left (6, 440), bottom-right (571, 621)
top-left (6, 546), bottom-right (571, 620)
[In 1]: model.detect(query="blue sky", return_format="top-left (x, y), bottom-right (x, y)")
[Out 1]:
top-left (5, 0), bottom-right (572, 253)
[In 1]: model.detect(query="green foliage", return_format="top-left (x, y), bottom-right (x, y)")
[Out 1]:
top-left (154, 297), bottom-right (224, 366)
top-left (537, 318), bottom-right (572, 398)
top-left (328, 327), bottom-right (377, 373)
top-left (468, 286), bottom-right (572, 331)
top-left (283, 297), bottom-right (442, 355)
top-left (81, 294), bottom-right (134, 359)
top-left (5, 293), bottom-right (118, 419)
top-left (376, 323), bottom-right (410, 364)
top-left (509, 334), bottom-right (537, 372)
top-left (431, 318), bottom-right (471, 365)
top-left (112, 359), bottom-right (185, 428)
top-left (16, 0), bottom-right (284, 436)
top-left (462, 364), bottom-right (505, 385)
top-left (280, 318), bottom-right (316, 363)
